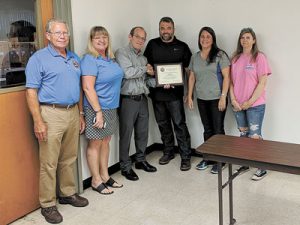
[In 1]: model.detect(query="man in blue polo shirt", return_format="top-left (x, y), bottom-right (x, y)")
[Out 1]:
top-left (25, 18), bottom-right (88, 224)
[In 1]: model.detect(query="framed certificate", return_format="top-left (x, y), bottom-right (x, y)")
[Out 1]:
top-left (154, 63), bottom-right (183, 86)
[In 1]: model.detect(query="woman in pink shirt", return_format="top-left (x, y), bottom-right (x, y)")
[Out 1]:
top-left (230, 28), bottom-right (271, 181)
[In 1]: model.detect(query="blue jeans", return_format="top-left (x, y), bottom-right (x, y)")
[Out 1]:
top-left (234, 104), bottom-right (265, 138)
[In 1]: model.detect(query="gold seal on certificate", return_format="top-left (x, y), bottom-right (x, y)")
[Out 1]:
top-left (154, 63), bottom-right (183, 86)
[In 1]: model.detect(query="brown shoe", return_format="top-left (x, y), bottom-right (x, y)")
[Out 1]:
top-left (58, 193), bottom-right (89, 207)
top-left (41, 206), bottom-right (63, 224)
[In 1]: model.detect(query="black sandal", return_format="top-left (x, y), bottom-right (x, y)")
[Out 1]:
top-left (92, 183), bottom-right (114, 195)
top-left (105, 177), bottom-right (123, 188)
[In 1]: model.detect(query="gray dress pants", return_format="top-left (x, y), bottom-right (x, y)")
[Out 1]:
top-left (119, 95), bottom-right (148, 172)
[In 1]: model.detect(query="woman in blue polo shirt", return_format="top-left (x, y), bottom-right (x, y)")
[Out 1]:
top-left (81, 26), bottom-right (124, 194)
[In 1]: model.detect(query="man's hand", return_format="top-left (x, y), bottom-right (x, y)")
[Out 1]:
top-left (163, 84), bottom-right (175, 89)
top-left (34, 120), bottom-right (48, 141)
top-left (79, 115), bottom-right (85, 134)
top-left (146, 64), bottom-right (154, 76)
top-left (183, 95), bottom-right (188, 104)
top-left (187, 96), bottom-right (194, 110)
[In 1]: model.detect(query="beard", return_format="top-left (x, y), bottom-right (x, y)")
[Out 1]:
top-left (160, 33), bottom-right (173, 42)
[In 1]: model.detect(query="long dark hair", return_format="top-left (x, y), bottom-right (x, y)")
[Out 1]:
top-left (232, 27), bottom-right (260, 63)
top-left (198, 26), bottom-right (227, 64)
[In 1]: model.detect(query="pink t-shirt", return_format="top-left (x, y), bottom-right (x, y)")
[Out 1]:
top-left (231, 52), bottom-right (272, 107)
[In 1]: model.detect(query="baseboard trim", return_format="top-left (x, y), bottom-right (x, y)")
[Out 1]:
top-left (82, 143), bottom-right (201, 190)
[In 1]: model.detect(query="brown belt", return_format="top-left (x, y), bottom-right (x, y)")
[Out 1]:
top-left (40, 103), bottom-right (76, 109)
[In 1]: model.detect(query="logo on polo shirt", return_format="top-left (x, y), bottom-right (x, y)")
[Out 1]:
top-left (72, 59), bottom-right (80, 68)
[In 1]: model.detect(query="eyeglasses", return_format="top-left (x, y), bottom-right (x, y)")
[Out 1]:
top-left (133, 35), bottom-right (146, 42)
top-left (48, 31), bottom-right (70, 37)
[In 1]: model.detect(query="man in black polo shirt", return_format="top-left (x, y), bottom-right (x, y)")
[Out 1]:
top-left (144, 17), bottom-right (192, 171)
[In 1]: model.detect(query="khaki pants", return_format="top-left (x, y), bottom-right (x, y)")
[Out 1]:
top-left (39, 105), bottom-right (79, 208)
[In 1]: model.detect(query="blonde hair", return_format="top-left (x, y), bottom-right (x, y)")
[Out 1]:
top-left (86, 26), bottom-right (114, 59)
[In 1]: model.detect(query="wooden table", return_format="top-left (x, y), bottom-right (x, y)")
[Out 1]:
top-left (196, 135), bottom-right (300, 225)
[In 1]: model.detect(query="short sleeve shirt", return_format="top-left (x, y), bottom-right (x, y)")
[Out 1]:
top-left (81, 54), bottom-right (124, 109)
top-left (188, 51), bottom-right (230, 100)
top-left (25, 44), bottom-right (81, 105)
top-left (144, 37), bottom-right (192, 101)
top-left (231, 52), bottom-right (271, 107)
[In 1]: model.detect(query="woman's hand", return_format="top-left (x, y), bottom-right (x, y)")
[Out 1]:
top-left (241, 101), bottom-right (252, 110)
top-left (218, 96), bottom-right (226, 111)
top-left (231, 99), bottom-right (242, 112)
top-left (93, 111), bottom-right (105, 129)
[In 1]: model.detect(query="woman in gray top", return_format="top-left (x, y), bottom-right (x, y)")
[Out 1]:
top-left (187, 27), bottom-right (230, 174)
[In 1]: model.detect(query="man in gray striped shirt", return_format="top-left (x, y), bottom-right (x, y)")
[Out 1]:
top-left (116, 26), bottom-right (157, 181)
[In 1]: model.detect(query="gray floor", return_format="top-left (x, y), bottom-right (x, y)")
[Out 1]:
top-left (12, 151), bottom-right (300, 225)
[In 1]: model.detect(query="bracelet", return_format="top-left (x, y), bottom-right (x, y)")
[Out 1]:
top-left (79, 111), bottom-right (85, 115)
top-left (221, 93), bottom-right (226, 97)
top-left (94, 109), bottom-right (102, 113)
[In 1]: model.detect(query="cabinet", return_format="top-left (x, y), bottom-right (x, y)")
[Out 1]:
top-left (0, 89), bottom-right (40, 225)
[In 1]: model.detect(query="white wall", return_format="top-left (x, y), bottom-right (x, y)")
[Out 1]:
top-left (71, 0), bottom-right (162, 179)
top-left (71, 0), bottom-right (300, 179)
top-left (146, 0), bottom-right (300, 145)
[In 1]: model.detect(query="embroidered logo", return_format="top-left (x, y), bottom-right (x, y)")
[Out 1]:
top-left (72, 59), bottom-right (80, 68)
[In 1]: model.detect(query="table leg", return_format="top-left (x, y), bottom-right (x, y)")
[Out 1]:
top-left (218, 162), bottom-right (223, 225)
top-left (228, 164), bottom-right (236, 225)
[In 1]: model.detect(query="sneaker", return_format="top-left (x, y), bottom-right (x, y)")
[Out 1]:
top-left (251, 169), bottom-right (267, 181)
top-left (180, 159), bottom-right (191, 171)
top-left (159, 154), bottom-right (175, 165)
top-left (235, 166), bottom-right (250, 175)
top-left (210, 163), bottom-right (226, 174)
top-left (195, 160), bottom-right (208, 170)
top-left (41, 206), bottom-right (63, 224)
